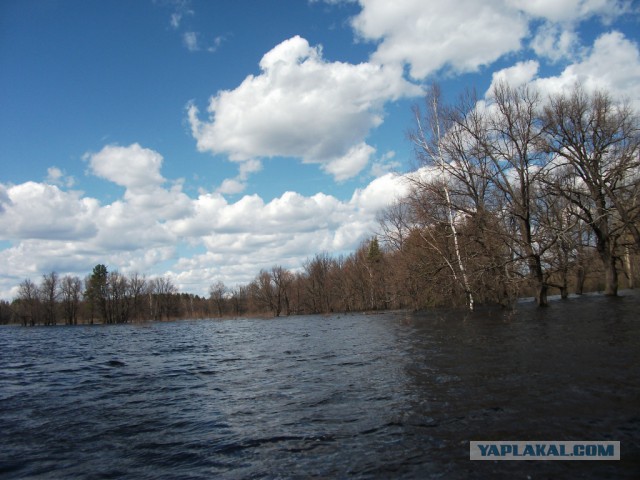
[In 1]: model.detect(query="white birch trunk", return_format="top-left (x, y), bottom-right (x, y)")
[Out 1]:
top-left (416, 89), bottom-right (474, 311)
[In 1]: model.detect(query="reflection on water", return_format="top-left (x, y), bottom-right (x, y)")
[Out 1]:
top-left (1, 292), bottom-right (638, 479)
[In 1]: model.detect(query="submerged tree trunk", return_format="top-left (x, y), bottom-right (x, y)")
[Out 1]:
top-left (602, 248), bottom-right (618, 296)
top-left (624, 246), bottom-right (635, 289)
top-left (593, 220), bottom-right (618, 296)
top-left (413, 85), bottom-right (475, 311)
top-left (535, 283), bottom-right (548, 307)
top-left (530, 258), bottom-right (548, 307)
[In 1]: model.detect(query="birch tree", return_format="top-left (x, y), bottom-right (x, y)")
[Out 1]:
top-left (409, 85), bottom-right (475, 310)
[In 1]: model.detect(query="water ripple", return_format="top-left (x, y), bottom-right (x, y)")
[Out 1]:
top-left (0, 294), bottom-right (639, 478)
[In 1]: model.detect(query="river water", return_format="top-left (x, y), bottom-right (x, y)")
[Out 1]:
top-left (1, 292), bottom-right (639, 479)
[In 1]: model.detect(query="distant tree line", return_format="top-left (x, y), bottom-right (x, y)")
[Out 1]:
top-left (2, 83), bottom-right (638, 325)
top-left (2, 242), bottom-right (408, 325)
top-left (4, 265), bottom-right (196, 326)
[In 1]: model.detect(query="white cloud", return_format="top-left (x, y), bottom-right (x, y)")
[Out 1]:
top-left (87, 143), bottom-right (165, 191)
top-left (370, 150), bottom-right (400, 177)
top-left (188, 35), bottom-right (421, 181)
top-left (506, 0), bottom-right (630, 23)
top-left (349, 0), bottom-right (631, 80)
top-left (215, 158), bottom-right (263, 195)
top-left (166, 0), bottom-right (194, 29)
top-left (532, 31), bottom-right (640, 109)
top-left (207, 35), bottom-right (225, 53)
top-left (183, 31), bottom-right (199, 51)
top-left (0, 182), bottom-right (98, 241)
top-left (323, 142), bottom-right (375, 181)
top-left (484, 31), bottom-right (640, 111)
top-left (531, 22), bottom-right (581, 63)
top-left (170, 12), bottom-right (182, 29)
top-left (0, 144), bottom-right (414, 298)
top-left (182, 32), bottom-right (222, 54)
top-left (46, 166), bottom-right (75, 188)
top-left (351, 0), bottom-right (528, 79)
top-left (216, 178), bottom-right (246, 195)
top-left (350, 172), bottom-right (409, 213)
top-left (488, 60), bottom-right (540, 92)
top-left (0, 185), bottom-right (10, 213)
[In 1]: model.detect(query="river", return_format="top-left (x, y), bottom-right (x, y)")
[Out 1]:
top-left (1, 292), bottom-right (639, 479)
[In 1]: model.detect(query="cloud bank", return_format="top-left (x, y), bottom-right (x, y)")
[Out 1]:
top-left (0, 144), bottom-right (410, 298)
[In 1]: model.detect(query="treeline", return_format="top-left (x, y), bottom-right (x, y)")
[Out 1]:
top-left (4, 265), bottom-right (200, 326)
top-left (3, 83), bottom-right (639, 324)
top-left (1, 240), bottom-right (408, 325)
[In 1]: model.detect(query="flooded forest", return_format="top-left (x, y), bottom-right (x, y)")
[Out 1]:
top-left (3, 83), bottom-right (640, 325)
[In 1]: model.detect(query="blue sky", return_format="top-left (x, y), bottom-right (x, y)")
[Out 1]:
top-left (1, 0), bottom-right (639, 298)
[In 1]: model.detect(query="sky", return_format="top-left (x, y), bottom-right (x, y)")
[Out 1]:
top-left (1, 0), bottom-right (639, 299)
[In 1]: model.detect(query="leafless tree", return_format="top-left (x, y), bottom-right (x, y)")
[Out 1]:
top-left (127, 272), bottom-right (148, 321)
top-left (16, 278), bottom-right (40, 326)
top-left (445, 82), bottom-right (556, 305)
top-left (540, 86), bottom-right (640, 295)
top-left (410, 85), bottom-right (475, 310)
top-left (60, 275), bottom-right (82, 324)
top-left (107, 271), bottom-right (130, 323)
top-left (149, 276), bottom-right (178, 320)
top-left (303, 252), bottom-right (335, 313)
top-left (271, 266), bottom-right (293, 316)
top-left (209, 280), bottom-right (227, 317)
top-left (40, 272), bottom-right (59, 325)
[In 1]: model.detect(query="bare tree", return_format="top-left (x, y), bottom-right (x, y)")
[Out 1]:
top-left (229, 286), bottom-right (247, 317)
top-left (410, 85), bottom-right (475, 310)
top-left (271, 266), bottom-right (293, 316)
top-left (149, 276), bottom-right (178, 320)
top-left (40, 272), bottom-right (59, 325)
top-left (445, 82), bottom-right (556, 306)
top-left (107, 271), bottom-right (130, 323)
top-left (253, 270), bottom-right (276, 315)
top-left (60, 275), bottom-right (82, 324)
top-left (209, 280), bottom-right (227, 317)
top-left (303, 252), bottom-right (335, 313)
top-left (127, 272), bottom-right (148, 321)
top-left (16, 279), bottom-right (40, 326)
top-left (541, 85), bottom-right (640, 295)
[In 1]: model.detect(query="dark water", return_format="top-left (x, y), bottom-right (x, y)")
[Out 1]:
top-left (1, 293), bottom-right (639, 479)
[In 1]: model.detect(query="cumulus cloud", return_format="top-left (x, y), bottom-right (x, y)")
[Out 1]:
top-left (87, 143), bottom-right (165, 191)
top-left (216, 178), bottom-right (247, 195)
top-left (0, 144), bottom-right (412, 298)
top-left (0, 185), bottom-right (10, 213)
top-left (483, 30), bottom-right (640, 111)
top-left (323, 143), bottom-right (376, 181)
top-left (348, 0), bottom-right (631, 79)
top-left (188, 35), bottom-right (421, 181)
top-left (0, 182), bottom-right (98, 241)
top-left (488, 60), bottom-right (540, 92)
top-left (531, 22), bottom-right (581, 63)
top-left (351, 0), bottom-right (528, 79)
top-left (506, 0), bottom-right (631, 23)
top-left (532, 31), bottom-right (640, 108)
